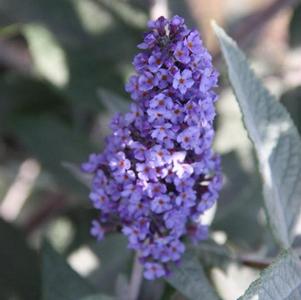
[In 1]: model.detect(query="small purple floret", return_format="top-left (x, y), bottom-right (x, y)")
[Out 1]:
top-left (173, 69), bottom-right (194, 94)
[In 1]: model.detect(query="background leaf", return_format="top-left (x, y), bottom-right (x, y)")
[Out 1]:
top-left (23, 24), bottom-right (69, 87)
top-left (239, 250), bottom-right (301, 299)
top-left (88, 234), bottom-right (133, 295)
top-left (14, 116), bottom-right (93, 195)
top-left (166, 251), bottom-right (220, 300)
top-left (213, 23), bottom-right (301, 248)
top-left (213, 151), bottom-right (265, 249)
top-left (194, 239), bottom-right (234, 271)
top-left (42, 240), bottom-right (96, 300)
top-left (62, 162), bottom-right (92, 188)
top-left (0, 218), bottom-right (40, 300)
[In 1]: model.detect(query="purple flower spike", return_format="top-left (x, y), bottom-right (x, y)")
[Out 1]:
top-left (82, 15), bottom-right (222, 280)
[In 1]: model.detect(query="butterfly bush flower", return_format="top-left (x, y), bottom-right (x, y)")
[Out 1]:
top-left (82, 15), bottom-right (222, 280)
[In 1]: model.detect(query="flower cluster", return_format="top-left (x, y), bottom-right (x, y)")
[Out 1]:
top-left (82, 15), bottom-right (222, 280)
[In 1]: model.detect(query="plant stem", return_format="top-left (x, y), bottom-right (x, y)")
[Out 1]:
top-left (239, 255), bottom-right (272, 270)
top-left (128, 253), bottom-right (143, 300)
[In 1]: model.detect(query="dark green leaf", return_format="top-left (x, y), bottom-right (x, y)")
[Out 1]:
top-left (166, 251), bottom-right (220, 300)
top-left (42, 240), bottom-right (96, 300)
top-left (0, 74), bottom-right (71, 131)
top-left (88, 234), bottom-right (133, 295)
top-left (62, 162), bottom-right (92, 188)
top-left (0, 218), bottom-right (40, 300)
top-left (194, 239), bottom-right (233, 271)
top-left (139, 279), bottom-right (165, 300)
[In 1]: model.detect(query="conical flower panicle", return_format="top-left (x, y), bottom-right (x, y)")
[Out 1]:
top-left (82, 15), bottom-right (222, 280)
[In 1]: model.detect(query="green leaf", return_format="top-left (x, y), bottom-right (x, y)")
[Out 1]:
top-left (239, 250), bottom-right (301, 299)
top-left (42, 240), bottom-right (96, 300)
top-left (0, 218), bottom-right (40, 300)
top-left (0, 74), bottom-right (71, 131)
top-left (88, 234), bottom-right (133, 295)
top-left (194, 239), bottom-right (233, 271)
top-left (213, 23), bottom-right (301, 248)
top-left (166, 250), bottom-right (220, 300)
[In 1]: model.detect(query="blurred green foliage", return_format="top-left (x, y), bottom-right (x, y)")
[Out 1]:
top-left (0, 1), bottom-right (147, 299)
top-left (0, 219), bottom-right (40, 299)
